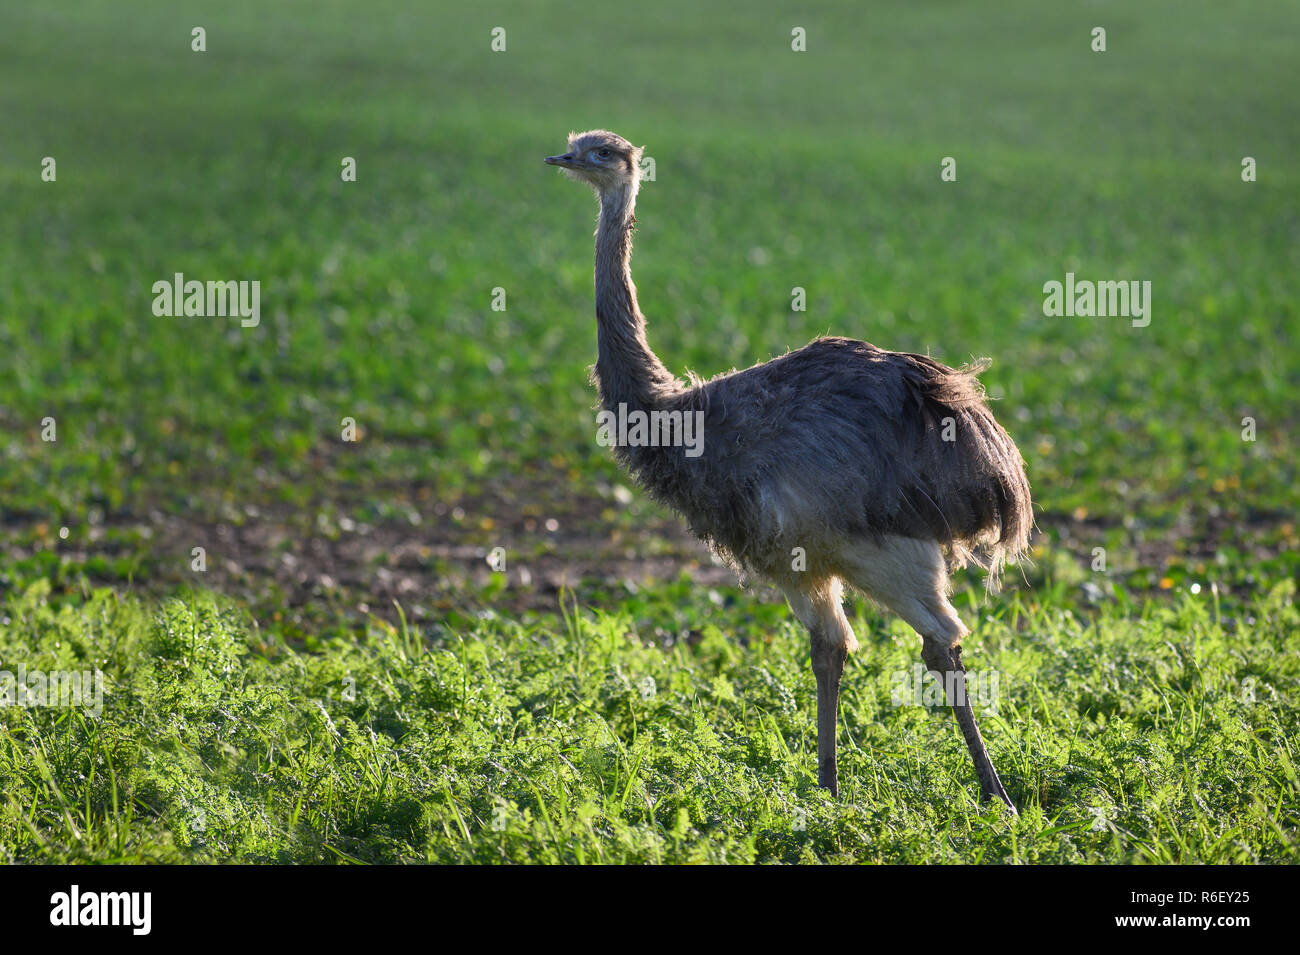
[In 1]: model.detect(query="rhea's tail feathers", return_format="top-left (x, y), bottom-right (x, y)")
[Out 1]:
top-left (926, 356), bottom-right (1034, 593)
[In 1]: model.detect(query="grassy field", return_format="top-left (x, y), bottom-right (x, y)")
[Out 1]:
top-left (0, 1), bottom-right (1297, 863)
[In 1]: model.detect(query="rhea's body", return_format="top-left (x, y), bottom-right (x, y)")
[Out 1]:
top-left (610, 336), bottom-right (1030, 587)
top-left (548, 129), bottom-right (1032, 808)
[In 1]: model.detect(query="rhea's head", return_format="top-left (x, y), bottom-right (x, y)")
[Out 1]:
top-left (545, 130), bottom-right (643, 194)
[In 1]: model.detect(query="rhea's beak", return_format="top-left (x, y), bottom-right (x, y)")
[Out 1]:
top-left (545, 153), bottom-right (580, 168)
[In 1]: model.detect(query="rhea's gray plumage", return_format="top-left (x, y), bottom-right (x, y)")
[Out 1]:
top-left (620, 338), bottom-right (1031, 583)
top-left (546, 130), bottom-right (1033, 810)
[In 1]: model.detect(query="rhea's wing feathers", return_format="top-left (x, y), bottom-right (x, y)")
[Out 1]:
top-left (657, 337), bottom-right (1031, 561)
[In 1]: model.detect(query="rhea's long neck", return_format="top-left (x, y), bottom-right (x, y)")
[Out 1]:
top-left (593, 182), bottom-right (678, 411)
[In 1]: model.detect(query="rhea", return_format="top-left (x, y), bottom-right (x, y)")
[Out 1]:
top-left (546, 130), bottom-right (1032, 810)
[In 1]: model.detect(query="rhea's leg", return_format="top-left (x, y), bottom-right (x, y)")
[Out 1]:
top-left (836, 535), bottom-right (1016, 813)
top-left (920, 634), bottom-right (1015, 812)
top-left (810, 626), bottom-right (848, 796)
top-left (784, 579), bottom-right (857, 797)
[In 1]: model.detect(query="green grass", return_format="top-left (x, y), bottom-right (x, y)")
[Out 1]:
top-left (0, 0), bottom-right (1297, 862)
top-left (3, 577), bottom-right (1297, 863)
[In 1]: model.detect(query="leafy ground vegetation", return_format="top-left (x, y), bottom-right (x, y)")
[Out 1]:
top-left (0, 1), bottom-right (1296, 862)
